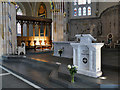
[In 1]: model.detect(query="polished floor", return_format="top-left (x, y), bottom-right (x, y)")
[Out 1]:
top-left (0, 68), bottom-right (37, 89)
top-left (0, 48), bottom-right (119, 89)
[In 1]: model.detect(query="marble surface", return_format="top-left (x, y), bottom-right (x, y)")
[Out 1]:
top-left (53, 41), bottom-right (75, 58)
top-left (71, 34), bottom-right (104, 78)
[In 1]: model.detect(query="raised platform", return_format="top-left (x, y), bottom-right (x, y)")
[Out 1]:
top-left (1, 55), bottom-right (119, 88)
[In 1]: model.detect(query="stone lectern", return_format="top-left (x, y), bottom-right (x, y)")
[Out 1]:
top-left (70, 34), bottom-right (104, 78)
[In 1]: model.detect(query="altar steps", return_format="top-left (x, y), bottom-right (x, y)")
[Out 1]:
top-left (49, 64), bottom-right (100, 88)
top-left (1, 55), bottom-right (99, 88)
top-left (1, 55), bottom-right (118, 88)
top-left (1, 56), bottom-right (64, 88)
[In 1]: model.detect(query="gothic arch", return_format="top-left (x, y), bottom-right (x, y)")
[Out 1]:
top-left (16, 2), bottom-right (26, 15)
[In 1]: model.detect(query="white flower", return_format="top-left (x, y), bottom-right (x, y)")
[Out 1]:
top-left (74, 65), bottom-right (78, 68)
top-left (68, 65), bottom-right (71, 69)
top-left (72, 65), bottom-right (74, 68)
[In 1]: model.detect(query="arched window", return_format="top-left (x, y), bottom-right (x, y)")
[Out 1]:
top-left (83, 7), bottom-right (86, 16)
top-left (88, 6), bottom-right (91, 15)
top-left (78, 0), bottom-right (82, 5)
top-left (88, 0), bottom-right (91, 4)
top-left (78, 7), bottom-right (82, 16)
top-left (16, 5), bottom-right (23, 36)
top-left (17, 23), bottom-right (21, 35)
top-left (78, 0), bottom-right (86, 5)
top-left (74, 8), bottom-right (77, 16)
top-left (74, 0), bottom-right (77, 5)
top-left (73, 0), bottom-right (92, 17)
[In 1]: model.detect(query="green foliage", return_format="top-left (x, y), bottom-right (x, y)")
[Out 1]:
top-left (68, 65), bottom-right (78, 75)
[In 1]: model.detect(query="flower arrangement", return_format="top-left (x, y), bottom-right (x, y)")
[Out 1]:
top-left (58, 47), bottom-right (64, 57)
top-left (68, 65), bottom-right (78, 83)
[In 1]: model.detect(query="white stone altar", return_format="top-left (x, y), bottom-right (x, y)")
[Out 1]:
top-left (70, 34), bottom-right (104, 78)
top-left (53, 41), bottom-right (73, 58)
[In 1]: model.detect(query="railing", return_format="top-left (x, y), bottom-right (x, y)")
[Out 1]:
top-left (16, 15), bottom-right (52, 49)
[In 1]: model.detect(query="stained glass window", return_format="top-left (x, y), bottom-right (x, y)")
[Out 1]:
top-left (74, 8), bottom-right (77, 16)
top-left (88, 6), bottom-right (91, 15)
top-left (78, 7), bottom-right (82, 16)
top-left (83, 0), bottom-right (87, 5)
top-left (83, 7), bottom-right (86, 16)
top-left (87, 0), bottom-right (91, 4)
top-left (78, 0), bottom-right (86, 5)
top-left (74, 0), bottom-right (77, 5)
top-left (78, 0), bottom-right (82, 5)
top-left (73, 0), bottom-right (92, 17)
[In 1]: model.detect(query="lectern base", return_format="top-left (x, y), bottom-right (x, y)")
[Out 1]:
top-left (77, 69), bottom-right (102, 78)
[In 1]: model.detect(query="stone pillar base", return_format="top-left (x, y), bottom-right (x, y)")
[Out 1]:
top-left (77, 69), bottom-right (102, 78)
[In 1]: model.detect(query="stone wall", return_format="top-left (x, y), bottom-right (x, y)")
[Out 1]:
top-left (68, 18), bottom-right (100, 41)
top-left (98, 2), bottom-right (119, 17)
top-left (69, 4), bottom-right (120, 45)
top-left (99, 5), bottom-right (119, 44)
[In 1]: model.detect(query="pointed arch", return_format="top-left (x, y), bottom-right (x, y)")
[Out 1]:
top-left (88, 6), bottom-right (91, 15)
top-left (83, 7), bottom-right (86, 16)
top-left (78, 7), bottom-right (82, 16)
top-left (74, 8), bottom-right (77, 16)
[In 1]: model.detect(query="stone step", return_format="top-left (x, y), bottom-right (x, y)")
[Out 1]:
top-left (49, 64), bottom-right (100, 88)
top-left (58, 64), bottom-right (100, 88)
top-left (2, 55), bottom-right (26, 60)
top-left (2, 55), bottom-right (59, 70)
top-left (1, 64), bottom-right (52, 88)
top-left (1, 58), bottom-right (63, 88)
top-left (49, 69), bottom-right (69, 88)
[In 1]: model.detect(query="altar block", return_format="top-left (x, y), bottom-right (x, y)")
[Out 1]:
top-left (53, 41), bottom-right (73, 58)
top-left (71, 34), bottom-right (104, 78)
